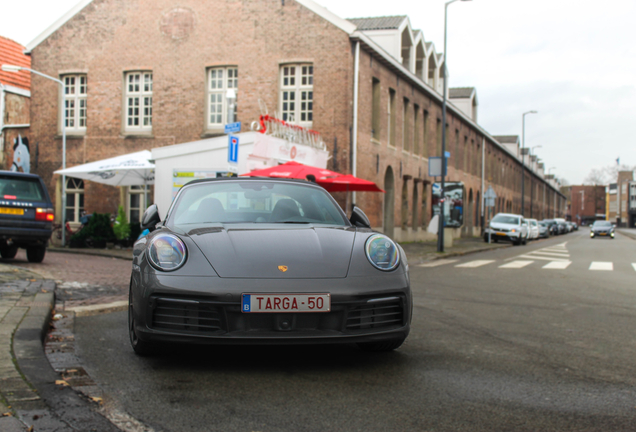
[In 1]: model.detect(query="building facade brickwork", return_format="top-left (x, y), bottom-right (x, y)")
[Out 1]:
top-left (25, 0), bottom-right (565, 240)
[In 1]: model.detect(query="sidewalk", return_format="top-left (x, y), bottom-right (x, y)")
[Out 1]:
top-left (399, 235), bottom-right (511, 265)
top-left (617, 228), bottom-right (636, 241)
top-left (0, 264), bottom-right (118, 432)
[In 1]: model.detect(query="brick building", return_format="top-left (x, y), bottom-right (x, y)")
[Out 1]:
top-left (608, 171), bottom-right (634, 227)
top-left (21, 0), bottom-right (565, 240)
top-left (569, 185), bottom-right (606, 226)
top-left (0, 36), bottom-right (31, 171)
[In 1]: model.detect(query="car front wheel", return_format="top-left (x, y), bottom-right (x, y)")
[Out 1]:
top-left (26, 246), bottom-right (46, 263)
top-left (0, 245), bottom-right (18, 259)
top-left (129, 286), bottom-right (156, 356)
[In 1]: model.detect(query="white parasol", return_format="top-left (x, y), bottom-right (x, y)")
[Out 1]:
top-left (54, 150), bottom-right (155, 205)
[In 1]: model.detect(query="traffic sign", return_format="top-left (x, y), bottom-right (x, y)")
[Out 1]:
top-left (484, 185), bottom-right (497, 199)
top-left (429, 157), bottom-right (447, 177)
top-left (224, 122), bottom-right (242, 134)
top-left (228, 135), bottom-right (239, 164)
top-left (485, 197), bottom-right (495, 207)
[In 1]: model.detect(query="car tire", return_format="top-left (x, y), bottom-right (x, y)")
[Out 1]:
top-left (357, 338), bottom-right (406, 352)
top-left (129, 286), bottom-right (156, 356)
top-left (0, 245), bottom-right (18, 259)
top-left (26, 246), bottom-right (46, 263)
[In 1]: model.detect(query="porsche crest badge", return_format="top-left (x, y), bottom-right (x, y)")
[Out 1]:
top-left (278, 265), bottom-right (288, 272)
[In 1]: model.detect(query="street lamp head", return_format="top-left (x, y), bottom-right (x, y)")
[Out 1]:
top-left (1, 64), bottom-right (22, 73)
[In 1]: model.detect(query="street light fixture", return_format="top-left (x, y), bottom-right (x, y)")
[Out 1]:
top-left (438, 0), bottom-right (472, 253)
top-left (520, 110), bottom-right (537, 216)
top-left (2, 64), bottom-right (67, 246)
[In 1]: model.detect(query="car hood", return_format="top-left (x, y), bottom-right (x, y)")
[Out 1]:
top-left (186, 225), bottom-right (356, 278)
top-left (490, 222), bottom-right (520, 230)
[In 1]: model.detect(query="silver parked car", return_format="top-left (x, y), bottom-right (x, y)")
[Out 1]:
top-left (484, 213), bottom-right (529, 246)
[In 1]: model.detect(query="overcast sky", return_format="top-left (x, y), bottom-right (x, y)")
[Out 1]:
top-left (3, 0), bottom-right (635, 184)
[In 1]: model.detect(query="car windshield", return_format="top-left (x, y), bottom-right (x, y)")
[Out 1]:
top-left (592, 221), bottom-right (612, 228)
top-left (0, 175), bottom-right (45, 202)
top-left (491, 215), bottom-right (519, 225)
top-left (167, 180), bottom-right (349, 227)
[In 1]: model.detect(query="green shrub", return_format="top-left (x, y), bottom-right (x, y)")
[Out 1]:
top-left (113, 206), bottom-right (131, 241)
top-left (70, 213), bottom-right (115, 247)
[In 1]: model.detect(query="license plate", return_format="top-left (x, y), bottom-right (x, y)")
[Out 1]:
top-left (495, 232), bottom-right (506, 236)
top-left (599, 233), bottom-right (607, 236)
top-left (242, 293), bottom-right (331, 313)
top-left (0, 207), bottom-right (24, 215)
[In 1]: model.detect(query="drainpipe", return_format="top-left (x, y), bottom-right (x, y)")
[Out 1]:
top-left (351, 40), bottom-right (360, 212)
top-left (480, 137), bottom-right (485, 230)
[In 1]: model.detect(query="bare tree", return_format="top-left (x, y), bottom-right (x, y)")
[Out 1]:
top-left (584, 165), bottom-right (635, 185)
top-left (584, 168), bottom-right (607, 185)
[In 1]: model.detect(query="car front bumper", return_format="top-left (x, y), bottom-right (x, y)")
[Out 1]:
top-left (132, 273), bottom-right (412, 346)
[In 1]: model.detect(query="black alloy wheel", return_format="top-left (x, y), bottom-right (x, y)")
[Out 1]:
top-left (0, 245), bottom-right (18, 259)
top-left (26, 246), bottom-right (46, 263)
top-left (128, 286), bottom-right (155, 356)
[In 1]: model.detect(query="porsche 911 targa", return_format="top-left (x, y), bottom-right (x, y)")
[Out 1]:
top-left (129, 177), bottom-right (411, 355)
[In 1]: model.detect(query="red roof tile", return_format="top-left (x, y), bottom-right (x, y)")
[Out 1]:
top-left (0, 36), bottom-right (31, 91)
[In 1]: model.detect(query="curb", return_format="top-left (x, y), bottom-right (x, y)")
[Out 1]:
top-left (47, 247), bottom-right (133, 261)
top-left (65, 300), bottom-right (128, 317)
top-left (7, 275), bottom-right (120, 431)
top-left (617, 230), bottom-right (636, 241)
top-left (428, 243), bottom-right (512, 260)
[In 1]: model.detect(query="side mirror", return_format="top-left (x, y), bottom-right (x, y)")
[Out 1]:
top-left (141, 204), bottom-right (161, 232)
top-left (350, 206), bottom-right (371, 228)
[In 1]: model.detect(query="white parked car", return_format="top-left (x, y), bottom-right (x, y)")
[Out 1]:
top-left (484, 213), bottom-right (529, 246)
top-left (527, 218), bottom-right (540, 240)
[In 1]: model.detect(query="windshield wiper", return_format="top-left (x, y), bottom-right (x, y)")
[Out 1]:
top-left (279, 221), bottom-right (310, 224)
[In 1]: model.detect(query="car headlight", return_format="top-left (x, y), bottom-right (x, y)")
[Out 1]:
top-left (148, 233), bottom-right (187, 271)
top-left (365, 234), bottom-right (400, 271)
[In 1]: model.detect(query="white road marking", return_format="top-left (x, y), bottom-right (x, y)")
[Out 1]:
top-left (517, 254), bottom-right (569, 262)
top-left (418, 260), bottom-right (458, 268)
top-left (528, 251), bottom-right (571, 258)
top-left (455, 260), bottom-right (496, 268)
top-left (499, 260), bottom-right (534, 269)
top-left (589, 262), bottom-right (613, 271)
top-left (633, 264), bottom-right (636, 272)
top-left (543, 261), bottom-right (572, 269)
top-left (541, 248), bottom-right (570, 253)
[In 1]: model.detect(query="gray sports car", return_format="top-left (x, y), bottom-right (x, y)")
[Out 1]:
top-left (129, 177), bottom-right (411, 355)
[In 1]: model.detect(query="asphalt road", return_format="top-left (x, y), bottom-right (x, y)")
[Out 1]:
top-left (73, 230), bottom-right (636, 431)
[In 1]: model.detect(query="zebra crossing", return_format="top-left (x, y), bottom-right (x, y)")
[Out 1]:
top-left (418, 242), bottom-right (633, 271)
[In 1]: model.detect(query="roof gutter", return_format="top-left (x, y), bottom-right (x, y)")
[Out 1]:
top-left (351, 40), bottom-right (360, 207)
top-left (349, 30), bottom-right (564, 198)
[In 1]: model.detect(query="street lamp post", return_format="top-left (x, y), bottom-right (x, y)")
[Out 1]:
top-left (548, 167), bottom-right (557, 218)
top-left (529, 145), bottom-right (541, 217)
top-left (437, 0), bottom-right (472, 253)
top-left (520, 110), bottom-right (537, 216)
top-left (2, 64), bottom-right (67, 246)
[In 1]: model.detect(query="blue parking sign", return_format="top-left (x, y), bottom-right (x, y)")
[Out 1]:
top-left (228, 135), bottom-right (239, 163)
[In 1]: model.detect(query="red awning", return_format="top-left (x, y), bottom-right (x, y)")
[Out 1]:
top-left (242, 161), bottom-right (340, 181)
top-left (317, 174), bottom-right (384, 193)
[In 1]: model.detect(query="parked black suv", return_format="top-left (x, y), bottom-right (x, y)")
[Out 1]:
top-left (0, 171), bottom-right (54, 262)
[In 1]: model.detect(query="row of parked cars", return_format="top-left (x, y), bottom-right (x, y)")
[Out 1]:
top-left (484, 213), bottom-right (578, 246)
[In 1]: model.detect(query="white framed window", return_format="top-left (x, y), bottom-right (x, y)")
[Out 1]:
top-left (207, 67), bottom-right (238, 128)
top-left (63, 75), bottom-right (87, 132)
top-left (125, 72), bottom-right (153, 132)
top-left (280, 64), bottom-right (313, 125)
top-left (65, 177), bottom-right (84, 223)
top-left (128, 185), bottom-right (149, 224)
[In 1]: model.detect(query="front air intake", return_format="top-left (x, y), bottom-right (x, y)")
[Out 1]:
top-left (151, 297), bottom-right (225, 334)
top-left (345, 297), bottom-right (404, 331)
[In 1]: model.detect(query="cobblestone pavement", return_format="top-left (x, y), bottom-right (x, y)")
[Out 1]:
top-left (0, 265), bottom-right (52, 431)
top-left (1, 250), bottom-right (133, 308)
